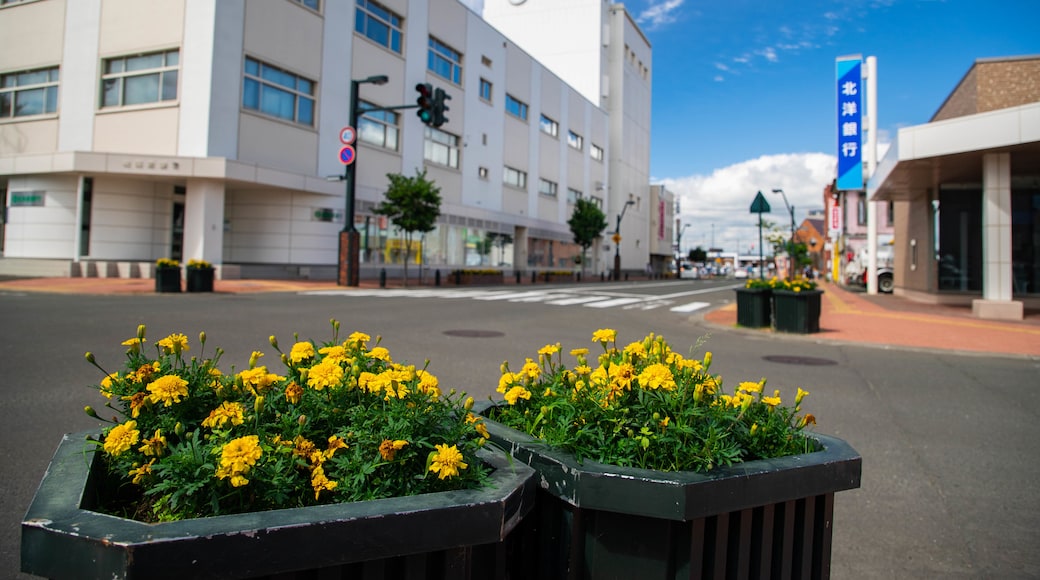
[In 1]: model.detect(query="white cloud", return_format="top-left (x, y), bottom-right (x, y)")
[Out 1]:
top-left (637, 0), bottom-right (685, 29)
top-left (658, 153), bottom-right (836, 254)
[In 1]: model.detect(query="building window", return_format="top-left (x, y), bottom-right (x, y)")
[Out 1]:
top-left (291, 0), bottom-right (319, 11)
top-left (857, 193), bottom-right (866, 226)
top-left (539, 114), bottom-right (558, 137)
top-left (428, 37), bottom-right (462, 84)
top-left (538, 178), bottom-right (558, 198)
top-left (567, 188), bottom-right (582, 204)
top-left (505, 94), bottom-right (527, 120)
top-left (355, 0), bottom-right (402, 54)
top-left (503, 166), bottom-right (527, 189)
top-left (101, 50), bottom-right (178, 108)
top-left (479, 78), bottom-right (492, 102)
top-left (590, 143), bottom-right (604, 161)
top-left (589, 195), bottom-right (603, 209)
top-left (423, 126), bottom-right (459, 168)
top-left (567, 130), bottom-right (583, 151)
top-left (0, 66), bottom-right (59, 118)
top-left (478, 166), bottom-right (489, 180)
top-left (242, 57), bottom-right (315, 126)
top-left (887, 201), bottom-right (895, 226)
top-left (357, 100), bottom-right (398, 151)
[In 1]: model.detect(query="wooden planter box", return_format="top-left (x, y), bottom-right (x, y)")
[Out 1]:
top-left (22, 431), bottom-right (536, 580)
top-left (773, 289), bottom-right (824, 334)
top-left (186, 267), bottom-right (215, 293)
top-left (154, 267), bottom-right (181, 293)
top-left (735, 287), bottom-right (773, 328)
top-left (476, 402), bottom-right (861, 580)
top-left (450, 272), bottom-right (504, 286)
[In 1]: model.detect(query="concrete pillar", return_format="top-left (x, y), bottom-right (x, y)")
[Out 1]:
top-left (182, 179), bottom-right (226, 268)
top-left (972, 153), bottom-right (1022, 320)
top-left (514, 226), bottom-right (529, 271)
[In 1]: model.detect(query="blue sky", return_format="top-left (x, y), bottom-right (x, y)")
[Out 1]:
top-left (470, 0), bottom-right (1039, 253)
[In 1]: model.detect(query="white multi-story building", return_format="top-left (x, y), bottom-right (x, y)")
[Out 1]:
top-left (0, 0), bottom-right (653, 281)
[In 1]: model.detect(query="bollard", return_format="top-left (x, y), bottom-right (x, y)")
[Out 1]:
top-left (600, 272), bottom-right (605, 282)
top-left (435, 270), bottom-right (441, 286)
top-left (516, 271), bottom-right (521, 285)
top-left (577, 272), bottom-right (581, 283)
top-left (379, 268), bottom-right (387, 288)
top-left (624, 273), bottom-right (629, 281)
top-left (455, 270), bottom-right (462, 285)
top-left (531, 272), bottom-right (536, 284)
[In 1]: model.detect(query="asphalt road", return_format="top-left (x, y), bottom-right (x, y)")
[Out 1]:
top-left (2, 281), bottom-right (1038, 578)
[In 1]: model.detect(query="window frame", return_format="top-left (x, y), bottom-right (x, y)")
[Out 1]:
top-left (423, 125), bottom-right (460, 169)
top-left (100, 49), bottom-right (179, 109)
top-left (357, 100), bottom-right (399, 151)
top-left (290, 0), bottom-right (320, 11)
top-left (242, 56), bottom-right (316, 126)
top-left (505, 94), bottom-right (528, 121)
top-left (567, 188), bottom-right (582, 204)
top-left (503, 166), bottom-right (527, 189)
top-left (479, 78), bottom-right (492, 103)
top-left (539, 114), bottom-right (558, 138)
top-left (355, 0), bottom-right (403, 54)
top-left (0, 66), bottom-right (59, 119)
top-left (590, 143), bottom-right (604, 161)
top-left (538, 178), bottom-right (558, 198)
top-left (427, 37), bottom-right (462, 85)
top-left (567, 130), bottom-right (583, 151)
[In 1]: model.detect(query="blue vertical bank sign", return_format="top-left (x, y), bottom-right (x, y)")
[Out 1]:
top-left (836, 56), bottom-right (863, 191)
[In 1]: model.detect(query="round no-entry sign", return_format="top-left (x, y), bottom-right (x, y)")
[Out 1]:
top-left (339, 145), bottom-right (356, 165)
top-left (339, 126), bottom-right (356, 145)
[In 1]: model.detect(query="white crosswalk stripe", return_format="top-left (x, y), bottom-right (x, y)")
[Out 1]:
top-left (303, 286), bottom-right (721, 313)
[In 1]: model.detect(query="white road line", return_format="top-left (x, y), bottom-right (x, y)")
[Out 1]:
top-left (584, 297), bottom-right (645, 308)
top-left (669, 301), bottom-right (711, 313)
top-left (545, 295), bottom-right (613, 306)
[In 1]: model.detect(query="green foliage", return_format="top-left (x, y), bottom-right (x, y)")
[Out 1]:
top-left (567, 199), bottom-right (607, 274)
top-left (687, 246), bottom-right (708, 263)
top-left (84, 323), bottom-right (490, 522)
top-left (485, 331), bottom-right (816, 473)
top-left (375, 170), bottom-right (442, 286)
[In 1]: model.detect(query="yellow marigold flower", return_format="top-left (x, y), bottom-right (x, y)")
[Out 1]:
top-left (121, 337), bottom-right (145, 354)
top-left (497, 372), bottom-right (516, 394)
top-left (131, 362), bottom-right (160, 384)
top-left (237, 366), bottom-right (284, 395)
top-left (429, 443), bottom-right (468, 480)
top-left (147, 375), bottom-right (189, 407)
top-left (138, 429), bottom-right (167, 457)
top-left (346, 331), bottom-right (370, 348)
top-left (120, 392), bottom-right (147, 418)
top-left (311, 465), bottom-right (337, 499)
top-left (284, 381), bottom-right (303, 404)
top-left (417, 370), bottom-right (440, 398)
top-left (570, 347), bottom-right (589, 357)
top-left (289, 341), bottom-right (316, 364)
top-left (466, 413), bottom-right (491, 439)
top-left (751, 423), bottom-right (759, 435)
top-left (659, 416), bottom-right (670, 429)
top-left (216, 435), bottom-right (262, 485)
top-left (378, 439), bottom-right (409, 461)
top-left (588, 365), bottom-right (609, 387)
top-left (608, 362), bottom-right (636, 390)
top-left (520, 359), bottom-right (540, 380)
top-left (358, 371), bottom-right (379, 393)
top-left (738, 381), bottom-right (764, 394)
top-left (367, 346), bottom-right (391, 361)
top-left (762, 390), bottom-right (782, 408)
top-left (99, 373), bottom-right (118, 399)
top-left (318, 344), bottom-right (348, 362)
top-left (799, 413), bottom-right (817, 428)
top-left (504, 386), bottom-right (532, 405)
top-left (324, 435), bottom-right (348, 459)
top-left (202, 401), bottom-right (246, 429)
top-left (103, 420), bottom-right (140, 456)
top-left (574, 364), bottom-right (592, 376)
top-left (795, 387), bottom-right (809, 406)
top-left (680, 358), bottom-right (703, 372)
top-left (128, 459), bottom-right (155, 485)
top-left (591, 328), bottom-right (617, 343)
top-left (624, 342), bottom-right (646, 358)
top-left (307, 359), bottom-right (345, 391)
top-left (637, 363), bottom-right (676, 391)
top-left (538, 343), bottom-right (561, 356)
top-left (291, 435), bottom-right (317, 460)
top-left (157, 333), bottom-right (189, 354)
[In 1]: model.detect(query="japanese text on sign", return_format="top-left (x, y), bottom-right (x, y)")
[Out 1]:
top-left (836, 56), bottom-right (863, 191)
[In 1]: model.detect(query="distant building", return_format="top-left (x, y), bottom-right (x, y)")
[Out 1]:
top-left (870, 55), bottom-right (1040, 319)
top-left (0, 0), bottom-right (652, 280)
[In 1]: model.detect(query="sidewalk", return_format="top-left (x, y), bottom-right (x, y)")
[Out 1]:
top-left (2, 276), bottom-right (1038, 358)
top-left (703, 281), bottom-right (1040, 358)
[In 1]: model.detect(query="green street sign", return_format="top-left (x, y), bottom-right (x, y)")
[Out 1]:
top-left (750, 191), bottom-right (771, 213)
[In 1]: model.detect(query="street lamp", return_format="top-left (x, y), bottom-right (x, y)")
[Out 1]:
top-left (771, 188), bottom-right (796, 279)
top-left (613, 200), bottom-right (635, 280)
top-left (338, 74), bottom-right (389, 287)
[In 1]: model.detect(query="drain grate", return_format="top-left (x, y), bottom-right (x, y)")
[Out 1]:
top-left (762, 355), bottom-right (838, 366)
top-left (443, 329), bottom-right (505, 338)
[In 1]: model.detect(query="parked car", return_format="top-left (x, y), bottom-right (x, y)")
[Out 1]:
top-left (679, 262), bottom-right (699, 279)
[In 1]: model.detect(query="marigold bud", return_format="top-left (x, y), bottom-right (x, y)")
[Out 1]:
top-left (298, 414), bottom-right (307, 426)
top-left (199, 331), bottom-right (206, 346)
top-left (464, 396), bottom-right (475, 410)
top-left (84, 405), bottom-right (99, 419)
top-left (254, 396), bottom-right (265, 414)
top-left (174, 422), bottom-right (184, 437)
top-left (269, 335), bottom-right (279, 350)
top-left (137, 324), bottom-right (146, 340)
top-left (84, 352), bottom-right (95, 364)
top-left (704, 352), bottom-right (712, 368)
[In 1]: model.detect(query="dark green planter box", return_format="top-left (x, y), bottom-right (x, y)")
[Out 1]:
top-left (735, 287), bottom-right (772, 328)
top-left (22, 431), bottom-right (535, 580)
top-left (186, 267), bottom-right (215, 292)
top-left (154, 267), bottom-right (181, 293)
top-left (773, 289), bottom-right (823, 334)
top-left (476, 402), bottom-right (861, 580)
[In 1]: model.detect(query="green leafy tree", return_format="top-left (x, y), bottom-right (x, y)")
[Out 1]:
top-left (687, 246), bottom-right (708, 263)
top-left (567, 198), bottom-right (607, 276)
top-left (374, 170), bottom-right (442, 287)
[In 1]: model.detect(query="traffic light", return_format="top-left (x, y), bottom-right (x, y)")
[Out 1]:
top-left (415, 83), bottom-right (434, 125)
top-left (432, 87), bottom-right (451, 128)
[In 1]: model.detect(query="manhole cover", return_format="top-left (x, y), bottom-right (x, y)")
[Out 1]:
top-left (762, 355), bottom-right (838, 366)
top-left (443, 329), bottom-right (505, 338)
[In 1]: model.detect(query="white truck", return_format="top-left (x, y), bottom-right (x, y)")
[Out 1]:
top-left (844, 245), bottom-right (894, 293)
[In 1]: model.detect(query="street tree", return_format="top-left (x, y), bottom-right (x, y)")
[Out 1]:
top-left (687, 246), bottom-right (708, 263)
top-left (567, 198), bottom-right (607, 276)
top-left (374, 169), bottom-right (441, 287)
